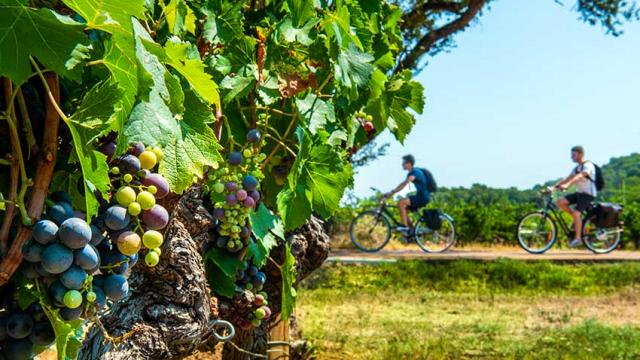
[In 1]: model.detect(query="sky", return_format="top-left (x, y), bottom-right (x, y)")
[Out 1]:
top-left (351, 0), bottom-right (640, 198)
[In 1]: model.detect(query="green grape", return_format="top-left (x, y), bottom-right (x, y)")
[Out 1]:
top-left (246, 283), bottom-right (253, 290)
top-left (123, 173), bottom-right (133, 183)
top-left (139, 150), bottom-right (157, 170)
top-left (86, 291), bottom-right (96, 302)
top-left (145, 251), bottom-right (159, 267)
top-left (111, 166), bottom-right (120, 175)
top-left (151, 247), bottom-right (161, 256)
top-left (226, 241), bottom-right (235, 249)
top-left (128, 202), bottom-right (142, 216)
top-left (143, 230), bottom-right (163, 249)
top-left (254, 308), bottom-right (266, 320)
top-left (116, 186), bottom-right (137, 206)
top-left (213, 182), bottom-right (225, 193)
top-left (243, 149), bottom-right (252, 158)
top-left (151, 147), bottom-right (164, 162)
top-left (64, 290), bottom-right (83, 309)
top-left (147, 185), bottom-right (157, 194)
top-left (137, 191), bottom-right (156, 210)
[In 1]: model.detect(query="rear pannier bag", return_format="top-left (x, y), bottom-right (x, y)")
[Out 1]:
top-left (593, 203), bottom-right (623, 228)
top-left (422, 209), bottom-right (442, 230)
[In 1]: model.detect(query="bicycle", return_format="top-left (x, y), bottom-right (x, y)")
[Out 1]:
top-left (350, 189), bottom-right (456, 253)
top-left (516, 188), bottom-right (623, 254)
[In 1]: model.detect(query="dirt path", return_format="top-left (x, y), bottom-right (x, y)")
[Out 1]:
top-left (328, 248), bottom-right (640, 263)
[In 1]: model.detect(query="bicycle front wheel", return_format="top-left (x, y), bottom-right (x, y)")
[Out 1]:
top-left (583, 218), bottom-right (622, 254)
top-left (350, 211), bottom-right (391, 252)
top-left (517, 211), bottom-right (557, 254)
top-left (415, 213), bottom-right (456, 253)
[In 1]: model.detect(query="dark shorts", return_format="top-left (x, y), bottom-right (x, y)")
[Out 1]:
top-left (408, 195), bottom-right (430, 210)
top-left (564, 193), bottom-right (595, 212)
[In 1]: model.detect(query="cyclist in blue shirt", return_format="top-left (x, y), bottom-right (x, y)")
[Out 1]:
top-left (385, 154), bottom-right (431, 233)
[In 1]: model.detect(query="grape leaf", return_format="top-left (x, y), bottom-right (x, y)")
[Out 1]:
top-left (202, 0), bottom-right (244, 45)
top-left (204, 247), bottom-right (244, 278)
top-left (279, 18), bottom-right (317, 46)
top-left (295, 93), bottom-right (336, 134)
top-left (50, 171), bottom-right (87, 211)
top-left (220, 74), bottom-right (256, 104)
top-left (280, 242), bottom-right (297, 320)
top-left (67, 81), bottom-right (119, 220)
top-left (206, 262), bottom-right (236, 298)
top-left (334, 43), bottom-right (374, 88)
top-left (277, 183), bottom-right (312, 231)
top-left (321, 3), bottom-right (363, 50)
top-left (146, 38), bottom-right (220, 107)
top-left (257, 74), bottom-right (280, 106)
top-left (0, 1), bottom-right (87, 84)
top-left (248, 204), bottom-right (283, 267)
top-left (160, 0), bottom-right (196, 35)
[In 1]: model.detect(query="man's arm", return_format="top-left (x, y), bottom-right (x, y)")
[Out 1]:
top-left (556, 172), bottom-right (587, 189)
top-left (387, 176), bottom-right (415, 197)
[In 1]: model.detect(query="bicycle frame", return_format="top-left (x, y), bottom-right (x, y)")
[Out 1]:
top-left (374, 199), bottom-right (428, 232)
top-left (539, 192), bottom-right (589, 237)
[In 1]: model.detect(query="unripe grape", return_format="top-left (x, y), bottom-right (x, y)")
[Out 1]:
top-left (123, 173), bottom-right (133, 183)
top-left (111, 167), bottom-right (120, 175)
top-left (86, 291), bottom-right (96, 302)
top-left (128, 202), bottom-right (142, 216)
top-left (251, 318), bottom-right (261, 327)
top-left (116, 231), bottom-right (141, 256)
top-left (236, 189), bottom-right (248, 201)
top-left (226, 241), bottom-right (235, 249)
top-left (116, 186), bottom-right (137, 206)
top-left (151, 247), bottom-right (162, 256)
top-left (137, 191), bottom-right (156, 210)
top-left (365, 114), bottom-right (373, 122)
top-left (145, 251), bottom-right (159, 267)
top-left (254, 308), bottom-right (266, 320)
top-left (151, 147), bottom-right (164, 161)
top-left (243, 197), bottom-right (255, 208)
top-left (147, 185), bottom-right (157, 194)
top-left (243, 149), bottom-right (252, 158)
top-left (139, 150), bottom-right (157, 170)
top-left (142, 230), bottom-right (163, 249)
top-left (257, 153), bottom-right (267, 162)
top-left (64, 290), bottom-right (83, 309)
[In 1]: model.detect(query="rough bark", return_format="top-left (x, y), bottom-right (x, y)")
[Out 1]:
top-left (222, 216), bottom-right (330, 359)
top-left (78, 188), bottom-right (216, 360)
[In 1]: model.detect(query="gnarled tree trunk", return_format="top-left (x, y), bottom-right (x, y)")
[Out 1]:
top-left (79, 188), bottom-right (330, 360)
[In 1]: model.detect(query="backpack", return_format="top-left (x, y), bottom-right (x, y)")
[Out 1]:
top-left (419, 168), bottom-right (438, 193)
top-left (585, 161), bottom-right (605, 191)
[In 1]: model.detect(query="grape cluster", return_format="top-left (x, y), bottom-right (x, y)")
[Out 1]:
top-left (0, 289), bottom-right (55, 360)
top-left (207, 130), bottom-right (265, 253)
top-left (235, 261), bottom-right (271, 329)
top-left (355, 111), bottom-right (375, 136)
top-left (100, 142), bottom-right (170, 268)
top-left (19, 199), bottom-right (110, 323)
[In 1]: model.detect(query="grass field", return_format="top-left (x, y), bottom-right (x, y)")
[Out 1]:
top-left (296, 260), bottom-right (640, 359)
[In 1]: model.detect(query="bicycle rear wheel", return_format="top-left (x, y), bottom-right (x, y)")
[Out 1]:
top-left (517, 211), bottom-right (557, 254)
top-left (415, 213), bottom-right (456, 253)
top-left (350, 211), bottom-right (391, 252)
top-left (582, 217), bottom-right (622, 254)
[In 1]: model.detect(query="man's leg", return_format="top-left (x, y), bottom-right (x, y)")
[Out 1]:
top-left (398, 198), bottom-right (411, 228)
top-left (557, 197), bottom-right (571, 214)
top-left (572, 210), bottom-right (582, 240)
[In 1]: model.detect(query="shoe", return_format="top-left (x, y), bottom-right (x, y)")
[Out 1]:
top-left (396, 226), bottom-right (410, 234)
top-left (568, 238), bottom-right (583, 248)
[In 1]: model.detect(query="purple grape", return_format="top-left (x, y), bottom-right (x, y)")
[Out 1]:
top-left (142, 173), bottom-right (169, 199)
top-left (248, 266), bottom-right (258, 276)
top-left (60, 306), bottom-right (83, 321)
top-left (93, 287), bottom-right (107, 308)
top-left (6, 314), bottom-right (33, 339)
top-left (225, 181), bottom-right (237, 192)
top-left (22, 242), bottom-right (44, 263)
top-left (90, 225), bottom-right (105, 245)
top-left (59, 218), bottom-right (92, 249)
top-left (49, 202), bottom-right (74, 225)
top-left (49, 280), bottom-right (68, 306)
top-left (226, 194), bottom-right (237, 206)
top-left (32, 220), bottom-right (58, 245)
top-left (117, 154), bottom-right (141, 174)
top-left (236, 189), bottom-right (248, 201)
top-left (212, 208), bottom-right (225, 220)
top-left (141, 205), bottom-right (169, 230)
top-left (29, 321), bottom-right (55, 346)
top-left (99, 142), bottom-right (116, 160)
top-left (243, 197), bottom-right (255, 208)
top-left (248, 190), bottom-right (261, 202)
top-left (246, 129), bottom-right (261, 143)
top-left (128, 142), bottom-right (145, 156)
top-left (41, 243), bottom-right (74, 274)
top-left (74, 244), bottom-right (100, 270)
top-left (216, 236), bottom-right (228, 248)
top-left (129, 253), bottom-right (139, 267)
top-left (103, 274), bottom-right (129, 301)
top-left (255, 271), bottom-right (266, 284)
top-left (20, 262), bottom-right (40, 279)
top-left (240, 226), bottom-right (251, 239)
top-left (104, 206), bottom-right (130, 231)
top-left (242, 175), bottom-right (258, 191)
top-left (60, 265), bottom-right (87, 290)
top-left (228, 152), bottom-right (243, 166)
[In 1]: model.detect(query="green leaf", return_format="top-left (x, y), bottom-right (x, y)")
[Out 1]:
top-left (220, 74), bottom-right (256, 104)
top-left (286, 0), bottom-right (315, 27)
top-left (202, 0), bottom-right (244, 45)
top-left (206, 262), bottom-right (237, 298)
top-left (249, 204), bottom-right (283, 267)
top-left (160, 0), bottom-right (196, 35)
top-left (279, 18), bottom-right (317, 46)
top-left (321, 4), bottom-right (362, 50)
top-left (257, 74), bottom-right (281, 106)
top-left (280, 242), bottom-right (297, 320)
top-left (277, 184), bottom-right (312, 231)
top-left (50, 171), bottom-right (87, 211)
top-left (66, 81), bottom-right (119, 220)
top-left (204, 247), bottom-right (244, 278)
top-left (295, 93), bottom-right (336, 134)
top-left (149, 39), bottom-right (220, 107)
top-left (334, 43), bottom-right (374, 88)
top-left (0, 1), bottom-right (87, 84)
top-left (0, 192), bottom-right (5, 211)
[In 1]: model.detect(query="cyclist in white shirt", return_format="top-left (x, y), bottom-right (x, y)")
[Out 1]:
top-left (554, 146), bottom-right (597, 248)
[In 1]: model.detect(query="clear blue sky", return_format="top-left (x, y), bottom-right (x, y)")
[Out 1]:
top-left (352, 0), bottom-right (640, 198)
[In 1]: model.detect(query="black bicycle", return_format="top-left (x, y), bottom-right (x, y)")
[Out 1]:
top-left (516, 188), bottom-right (623, 254)
top-left (350, 189), bottom-right (456, 253)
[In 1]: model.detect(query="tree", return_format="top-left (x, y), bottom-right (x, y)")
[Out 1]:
top-left (0, 0), bottom-right (424, 359)
top-left (396, 0), bottom-right (640, 71)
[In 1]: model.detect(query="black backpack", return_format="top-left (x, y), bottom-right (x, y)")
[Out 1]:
top-left (586, 162), bottom-right (605, 191)
top-left (418, 167), bottom-right (438, 193)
